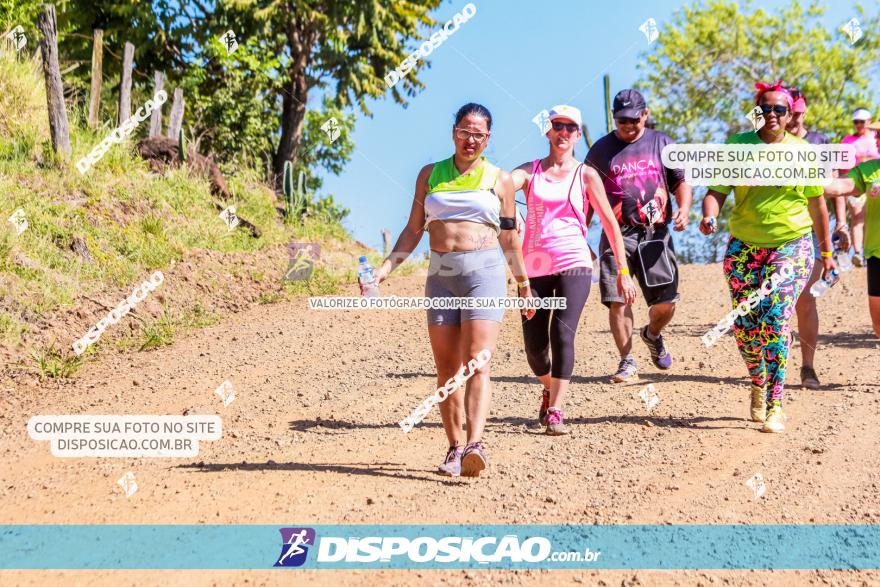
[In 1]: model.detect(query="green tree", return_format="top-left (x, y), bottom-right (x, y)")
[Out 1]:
top-left (638, 0), bottom-right (879, 143)
top-left (3, 1), bottom-right (362, 203)
top-left (176, 33), bottom-right (355, 195)
top-left (229, 0), bottom-right (443, 181)
top-left (637, 0), bottom-right (880, 262)
top-left (31, 0), bottom-right (441, 194)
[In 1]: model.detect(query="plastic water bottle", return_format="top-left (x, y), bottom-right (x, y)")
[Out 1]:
top-left (835, 250), bottom-right (853, 273)
top-left (357, 256), bottom-right (379, 297)
top-left (832, 234), bottom-right (853, 273)
top-left (809, 269), bottom-right (840, 298)
top-left (591, 259), bottom-right (600, 284)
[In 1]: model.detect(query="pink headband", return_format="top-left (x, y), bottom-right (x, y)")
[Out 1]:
top-left (754, 81), bottom-right (793, 106)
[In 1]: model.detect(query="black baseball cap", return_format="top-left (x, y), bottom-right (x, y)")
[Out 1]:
top-left (613, 89), bottom-right (647, 119)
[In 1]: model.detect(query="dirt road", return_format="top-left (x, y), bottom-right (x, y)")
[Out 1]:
top-left (2, 263), bottom-right (879, 586)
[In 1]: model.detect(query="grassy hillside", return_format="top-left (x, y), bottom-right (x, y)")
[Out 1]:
top-left (0, 52), bottom-right (411, 378)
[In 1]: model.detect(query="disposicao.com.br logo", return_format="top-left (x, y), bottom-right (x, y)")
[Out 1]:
top-left (272, 526), bottom-right (601, 569)
top-left (275, 527), bottom-right (316, 567)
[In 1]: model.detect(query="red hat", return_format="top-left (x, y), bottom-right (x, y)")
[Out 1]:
top-left (789, 87), bottom-right (806, 113)
top-left (754, 80), bottom-right (793, 107)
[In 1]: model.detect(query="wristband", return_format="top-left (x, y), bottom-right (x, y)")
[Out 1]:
top-left (517, 279), bottom-right (530, 289)
top-left (820, 251), bottom-right (833, 258)
top-left (619, 268), bottom-right (630, 276)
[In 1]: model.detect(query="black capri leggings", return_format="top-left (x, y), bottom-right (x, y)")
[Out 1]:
top-left (521, 268), bottom-right (592, 379)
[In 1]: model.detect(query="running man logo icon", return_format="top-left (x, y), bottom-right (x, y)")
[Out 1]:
top-left (219, 206), bottom-right (239, 230)
top-left (275, 528), bottom-right (316, 567)
top-left (283, 242), bottom-right (319, 282)
top-left (745, 472), bottom-right (767, 499)
top-left (8, 208), bottom-right (28, 235)
top-left (117, 471), bottom-right (138, 497)
top-left (746, 105), bottom-right (766, 132)
top-left (214, 380), bottom-right (235, 407)
top-left (220, 30), bottom-right (238, 54)
top-left (531, 110), bottom-right (551, 135)
top-left (321, 117), bottom-right (341, 143)
top-left (638, 18), bottom-right (659, 43)
top-left (640, 199), bottom-right (663, 225)
top-left (842, 18), bottom-right (862, 45)
top-left (638, 384), bottom-right (660, 412)
top-left (6, 26), bottom-right (26, 51)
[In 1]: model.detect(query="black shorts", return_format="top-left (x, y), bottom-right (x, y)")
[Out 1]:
top-left (869, 256), bottom-right (880, 297)
top-left (599, 224), bottom-right (680, 308)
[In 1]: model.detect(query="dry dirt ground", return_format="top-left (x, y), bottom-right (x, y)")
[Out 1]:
top-left (2, 262), bottom-right (879, 586)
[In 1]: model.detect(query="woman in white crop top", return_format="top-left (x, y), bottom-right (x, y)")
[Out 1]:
top-left (370, 103), bottom-right (532, 478)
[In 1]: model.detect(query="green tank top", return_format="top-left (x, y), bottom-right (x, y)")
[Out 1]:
top-left (427, 156), bottom-right (500, 193)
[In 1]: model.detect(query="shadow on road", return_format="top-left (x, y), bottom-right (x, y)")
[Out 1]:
top-left (286, 411), bottom-right (744, 436)
top-left (178, 460), bottom-right (463, 484)
top-left (288, 419), bottom-right (443, 433)
top-left (485, 414), bottom-right (746, 432)
top-left (813, 331), bottom-right (880, 350)
top-left (389, 371), bottom-right (753, 386)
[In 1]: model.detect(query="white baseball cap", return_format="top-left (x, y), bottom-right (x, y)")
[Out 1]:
top-left (853, 108), bottom-right (872, 121)
top-left (548, 104), bottom-right (583, 128)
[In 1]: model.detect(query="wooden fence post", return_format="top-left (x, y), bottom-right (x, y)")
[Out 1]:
top-left (118, 41), bottom-right (134, 124)
top-left (36, 4), bottom-right (71, 158)
top-left (87, 29), bottom-right (103, 129)
top-left (167, 88), bottom-right (184, 139)
top-left (381, 229), bottom-right (391, 257)
top-left (149, 71), bottom-right (164, 137)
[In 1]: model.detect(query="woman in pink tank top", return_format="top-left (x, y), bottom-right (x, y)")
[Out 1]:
top-left (511, 105), bottom-right (635, 435)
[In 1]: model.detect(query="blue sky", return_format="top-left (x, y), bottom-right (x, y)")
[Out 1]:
top-left (317, 0), bottom-right (874, 252)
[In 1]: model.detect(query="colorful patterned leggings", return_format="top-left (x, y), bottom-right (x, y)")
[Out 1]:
top-left (723, 234), bottom-right (814, 404)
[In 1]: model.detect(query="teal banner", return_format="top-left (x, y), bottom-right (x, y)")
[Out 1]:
top-left (1, 525), bottom-right (879, 569)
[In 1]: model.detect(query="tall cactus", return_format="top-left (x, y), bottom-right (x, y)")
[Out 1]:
top-left (282, 160), bottom-right (293, 218)
top-left (282, 161), bottom-right (307, 221)
top-left (178, 126), bottom-right (187, 163)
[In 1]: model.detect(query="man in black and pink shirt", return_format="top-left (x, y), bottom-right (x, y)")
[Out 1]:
top-left (585, 89), bottom-right (693, 383)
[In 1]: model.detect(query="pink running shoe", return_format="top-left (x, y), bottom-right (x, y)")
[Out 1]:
top-left (437, 445), bottom-right (463, 477)
top-left (545, 407), bottom-right (569, 436)
top-left (460, 442), bottom-right (487, 477)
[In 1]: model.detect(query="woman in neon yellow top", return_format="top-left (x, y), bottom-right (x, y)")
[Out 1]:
top-left (374, 103), bottom-right (532, 477)
top-left (823, 120), bottom-right (880, 339)
top-left (700, 81), bottom-right (835, 434)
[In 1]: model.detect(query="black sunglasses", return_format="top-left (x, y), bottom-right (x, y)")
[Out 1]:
top-left (615, 117), bottom-right (640, 125)
top-left (759, 104), bottom-right (789, 116)
top-left (551, 121), bottom-right (579, 133)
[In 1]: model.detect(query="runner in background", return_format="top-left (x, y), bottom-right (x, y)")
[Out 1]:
top-left (786, 88), bottom-right (830, 390)
top-left (823, 120), bottom-right (880, 339)
top-left (374, 103), bottom-right (534, 477)
top-left (840, 108), bottom-right (880, 267)
top-left (585, 89), bottom-right (693, 383)
top-left (511, 105), bottom-right (635, 435)
top-left (700, 81), bottom-right (836, 433)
